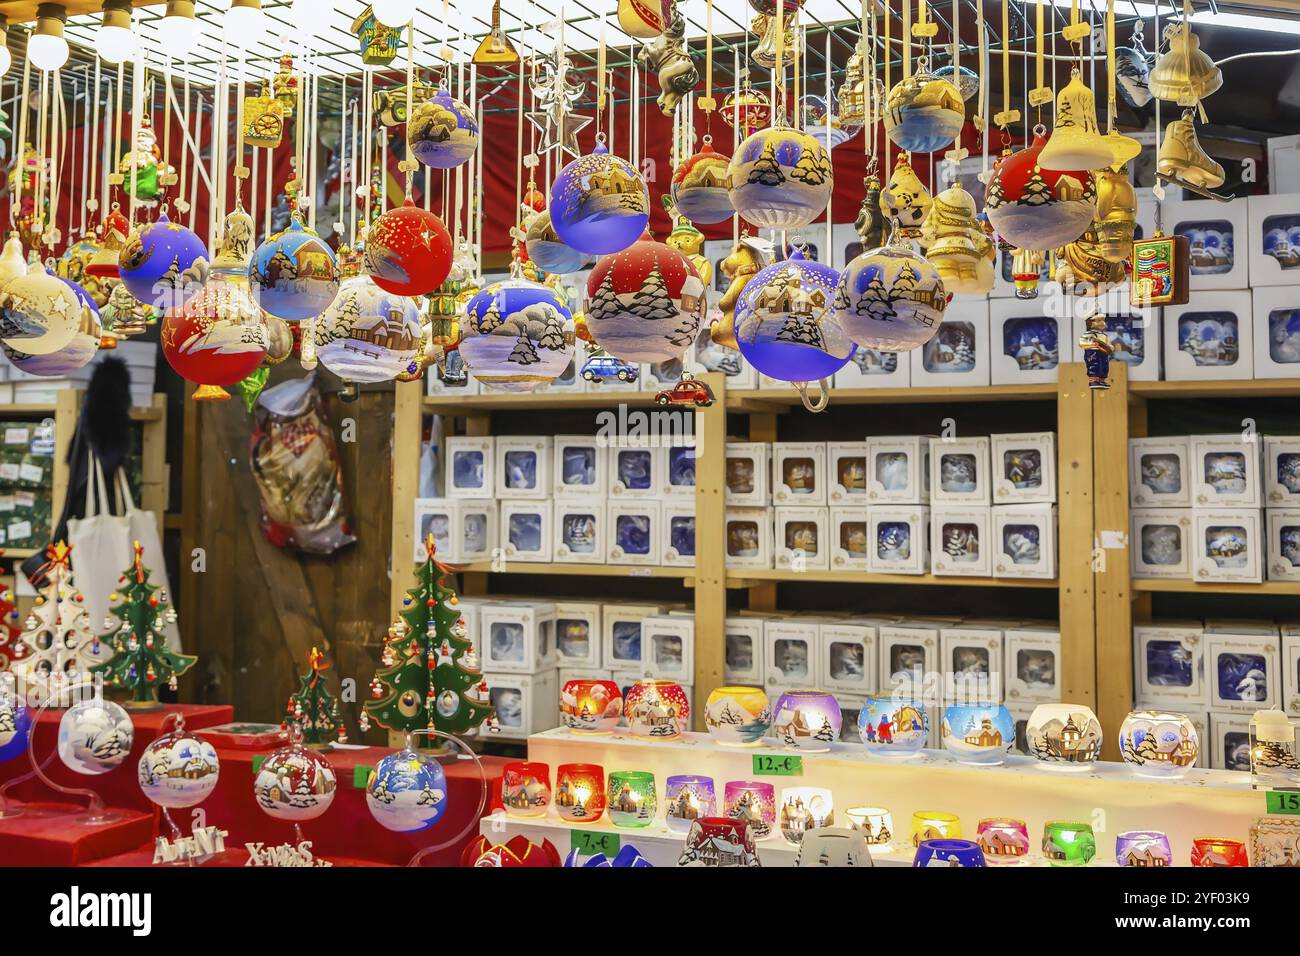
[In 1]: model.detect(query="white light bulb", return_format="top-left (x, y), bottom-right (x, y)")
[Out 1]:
top-left (224, 4), bottom-right (263, 48)
top-left (371, 0), bottom-right (416, 28)
top-left (95, 24), bottom-right (136, 64)
top-left (157, 13), bottom-right (200, 59)
top-left (0, 45), bottom-right (10, 77)
top-left (27, 33), bottom-right (69, 72)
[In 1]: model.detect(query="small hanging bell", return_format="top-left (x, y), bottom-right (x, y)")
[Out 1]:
top-left (1149, 22), bottom-right (1222, 108)
top-left (1039, 70), bottom-right (1114, 172)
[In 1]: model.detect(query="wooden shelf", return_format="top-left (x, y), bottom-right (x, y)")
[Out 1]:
top-left (424, 391), bottom-right (664, 412)
top-left (0, 548), bottom-right (37, 560)
top-left (728, 383), bottom-right (1059, 406)
top-left (0, 403), bottom-right (57, 416)
top-left (1130, 379), bottom-right (1300, 399)
top-left (726, 568), bottom-right (1057, 589)
top-left (454, 561), bottom-right (693, 580)
top-left (1132, 578), bottom-right (1300, 596)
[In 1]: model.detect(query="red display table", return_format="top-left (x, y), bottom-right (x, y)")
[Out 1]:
top-left (0, 805), bottom-right (155, 866)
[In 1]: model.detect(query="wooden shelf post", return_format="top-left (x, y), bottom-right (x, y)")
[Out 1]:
top-left (390, 380), bottom-right (424, 620)
top-left (1057, 363), bottom-right (1097, 709)
top-left (691, 372), bottom-right (728, 731)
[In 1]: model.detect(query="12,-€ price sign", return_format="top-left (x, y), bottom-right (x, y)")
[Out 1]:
top-left (752, 754), bottom-right (803, 776)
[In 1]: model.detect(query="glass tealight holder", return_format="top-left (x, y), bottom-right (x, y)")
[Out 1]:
top-left (845, 806), bottom-right (895, 852)
top-left (555, 763), bottom-right (605, 824)
top-left (772, 690), bottom-right (842, 753)
top-left (665, 775), bottom-right (716, 833)
top-left (913, 838), bottom-right (987, 867)
top-left (607, 770), bottom-right (657, 828)
top-left (500, 761), bottom-right (550, 819)
top-left (704, 685), bottom-right (771, 746)
top-left (1116, 830), bottom-right (1173, 867)
top-left (723, 780), bottom-right (776, 841)
top-left (560, 679), bottom-right (623, 734)
top-left (858, 695), bottom-right (928, 759)
top-left (778, 785), bottom-right (834, 846)
top-left (911, 810), bottom-right (961, 847)
top-left (1248, 709), bottom-right (1300, 790)
top-left (976, 818), bottom-right (1030, 864)
top-left (624, 680), bottom-right (691, 740)
top-left (1118, 710), bottom-right (1199, 780)
top-left (1191, 837), bottom-right (1249, 867)
top-left (1042, 821), bottom-right (1096, 866)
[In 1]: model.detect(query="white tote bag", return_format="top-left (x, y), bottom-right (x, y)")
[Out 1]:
top-left (114, 468), bottom-right (181, 651)
top-left (67, 456), bottom-right (132, 639)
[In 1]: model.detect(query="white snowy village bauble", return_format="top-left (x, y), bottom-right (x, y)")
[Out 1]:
top-left (137, 730), bottom-right (220, 809)
top-left (57, 698), bottom-right (135, 775)
top-left (365, 746), bottom-right (448, 832)
top-left (252, 742), bottom-right (337, 822)
top-left (316, 274), bottom-right (423, 383)
top-left (0, 261), bottom-right (84, 356)
top-left (458, 277), bottom-right (574, 392)
top-left (727, 126), bottom-right (833, 230)
top-left (834, 241), bottom-right (949, 352)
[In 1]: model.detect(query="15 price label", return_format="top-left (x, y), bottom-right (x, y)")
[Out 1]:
top-left (570, 829), bottom-right (620, 857)
top-left (1266, 791), bottom-right (1300, 815)
top-left (752, 754), bottom-right (803, 776)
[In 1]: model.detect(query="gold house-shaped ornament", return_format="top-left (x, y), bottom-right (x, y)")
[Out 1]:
top-left (244, 83), bottom-right (285, 149)
top-left (351, 5), bottom-right (401, 67)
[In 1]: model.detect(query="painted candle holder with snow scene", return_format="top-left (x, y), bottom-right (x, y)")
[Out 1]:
top-left (704, 685), bottom-right (772, 747)
top-left (560, 679), bottom-right (623, 735)
top-left (858, 694), bottom-right (929, 758)
top-left (772, 691), bottom-right (842, 753)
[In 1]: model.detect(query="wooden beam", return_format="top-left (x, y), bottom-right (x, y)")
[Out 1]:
top-left (1057, 363), bottom-right (1097, 709)
top-left (390, 380), bottom-right (423, 620)
top-left (747, 412), bottom-right (779, 612)
top-left (692, 372), bottom-right (727, 732)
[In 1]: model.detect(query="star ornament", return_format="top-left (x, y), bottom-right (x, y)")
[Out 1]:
top-left (527, 107), bottom-right (591, 158)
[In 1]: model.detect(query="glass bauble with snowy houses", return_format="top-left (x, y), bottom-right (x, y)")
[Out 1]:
top-left (2, 276), bottom-right (101, 376)
top-left (935, 64), bottom-right (980, 101)
top-left (670, 138), bottom-right (734, 225)
top-left (525, 209), bottom-right (588, 276)
top-left (800, 92), bottom-right (862, 152)
top-left (162, 272), bottom-right (269, 401)
top-left (253, 738), bottom-right (337, 822)
top-left (407, 86), bottom-right (479, 170)
top-left (879, 153), bottom-right (933, 239)
top-left (459, 274), bottom-right (574, 391)
top-left (0, 259), bottom-right (85, 356)
top-left (57, 696), bottom-right (134, 775)
top-left (0, 676), bottom-right (31, 763)
top-left (317, 274), bottom-right (422, 384)
top-left (584, 230), bottom-right (703, 364)
top-left (919, 184), bottom-right (996, 295)
top-left (364, 200), bottom-right (452, 297)
top-left (983, 128), bottom-right (1097, 252)
top-left (727, 125), bottom-right (832, 230)
top-left (365, 745), bottom-right (448, 832)
top-left (118, 213), bottom-right (210, 312)
top-left (138, 730), bottom-right (220, 808)
top-left (883, 59), bottom-right (965, 154)
top-left (550, 136), bottom-right (650, 256)
top-left (248, 213), bottom-right (339, 322)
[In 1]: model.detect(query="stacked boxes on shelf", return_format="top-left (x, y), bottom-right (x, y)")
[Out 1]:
top-left (0, 419), bottom-right (55, 551)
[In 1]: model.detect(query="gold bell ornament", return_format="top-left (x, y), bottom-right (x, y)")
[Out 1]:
top-left (919, 183), bottom-right (996, 295)
top-left (1039, 70), bottom-right (1114, 172)
top-left (1056, 164), bottom-right (1137, 296)
top-left (752, 11), bottom-right (800, 71)
top-left (1148, 20), bottom-right (1222, 109)
top-left (1156, 108), bottom-right (1225, 192)
top-left (880, 153), bottom-right (933, 239)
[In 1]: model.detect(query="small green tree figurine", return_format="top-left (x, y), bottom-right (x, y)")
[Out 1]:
top-left (285, 646), bottom-right (344, 747)
top-left (90, 541), bottom-right (196, 709)
top-left (366, 534), bottom-right (495, 738)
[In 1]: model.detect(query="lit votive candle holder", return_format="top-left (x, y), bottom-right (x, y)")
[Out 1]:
top-left (772, 690), bottom-right (842, 753)
top-left (845, 806), bottom-right (894, 852)
top-left (555, 763), bottom-right (605, 824)
top-left (975, 818), bottom-right (1030, 864)
top-left (500, 761), bottom-right (550, 819)
top-left (1025, 703), bottom-right (1104, 771)
top-left (704, 685), bottom-right (771, 746)
top-left (1116, 830), bottom-right (1173, 867)
top-left (1191, 837), bottom-right (1249, 867)
top-left (913, 838), bottom-right (987, 867)
top-left (624, 680), bottom-right (691, 740)
top-left (911, 810), bottom-right (961, 847)
top-left (665, 775), bottom-right (716, 833)
top-left (607, 770), bottom-right (657, 828)
top-left (1042, 821), bottom-right (1096, 866)
top-left (1249, 709), bottom-right (1300, 790)
top-left (858, 695), bottom-right (928, 759)
top-left (941, 702), bottom-right (1015, 766)
top-left (723, 780), bottom-right (776, 840)
top-left (1118, 710), bottom-right (1199, 779)
top-left (778, 786), bottom-right (834, 846)
top-left (560, 679), bottom-right (623, 734)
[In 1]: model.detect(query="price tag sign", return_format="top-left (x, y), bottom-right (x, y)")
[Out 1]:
top-left (570, 829), bottom-right (620, 858)
top-left (353, 766), bottom-right (373, 790)
top-left (1266, 791), bottom-right (1300, 815)
top-left (752, 753), bottom-right (803, 776)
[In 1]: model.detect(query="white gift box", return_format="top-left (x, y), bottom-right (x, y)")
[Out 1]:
top-left (663, 501), bottom-right (697, 568)
top-left (1129, 436), bottom-right (1192, 508)
top-left (1072, 308), bottom-right (1161, 381)
top-left (480, 601), bottom-right (557, 673)
top-left (553, 435), bottom-right (607, 499)
top-left (775, 506), bottom-right (830, 571)
top-left (1252, 286), bottom-right (1300, 378)
top-left (878, 622), bottom-right (941, 699)
top-left (725, 507), bottom-right (773, 569)
top-left (451, 596), bottom-right (484, 657)
top-left (1266, 509), bottom-right (1300, 581)
top-left (1163, 291), bottom-right (1254, 381)
top-left (553, 602), bottom-right (602, 668)
top-left (1002, 626), bottom-right (1062, 704)
top-left (1205, 631), bottom-right (1280, 713)
top-left (552, 500), bottom-right (606, 564)
top-left (866, 435), bottom-right (929, 504)
top-left (911, 298), bottom-right (991, 388)
top-left (1283, 633), bottom-right (1300, 718)
top-left (412, 498), bottom-right (495, 565)
top-left (827, 442), bottom-right (869, 503)
top-left (724, 615), bottom-right (767, 684)
top-left (495, 437), bottom-right (552, 500)
top-left (989, 298), bottom-right (1075, 385)
top-left (931, 505), bottom-right (992, 576)
top-left (642, 615), bottom-right (695, 682)
top-left (1247, 192), bottom-right (1300, 287)
top-left (607, 500), bottom-right (662, 566)
top-left (1190, 434), bottom-right (1261, 508)
top-left (1265, 436), bottom-right (1300, 508)
top-left (991, 432), bottom-right (1057, 505)
top-left (444, 437), bottom-right (494, 498)
top-left (834, 346), bottom-right (911, 388)
top-left (835, 693), bottom-right (868, 745)
top-left (866, 505), bottom-right (930, 575)
top-left (725, 442), bottom-right (770, 507)
top-left (930, 436), bottom-right (991, 505)
top-left (499, 500), bottom-right (553, 562)
top-left (992, 504), bottom-right (1057, 579)
top-left (1193, 509), bottom-right (1262, 584)
top-left (819, 619), bottom-right (880, 695)
top-left (941, 625), bottom-right (1004, 705)
top-left (1209, 711), bottom-right (1253, 772)
top-left (426, 352), bottom-right (478, 395)
top-left (608, 444), bottom-right (661, 497)
top-left (483, 669), bottom-right (559, 739)
top-left (829, 506), bottom-right (871, 571)
top-left (662, 443), bottom-right (698, 498)
top-left (1166, 196), bottom-right (1250, 291)
top-left (602, 602), bottom-right (666, 671)
top-left (1130, 508), bottom-right (1193, 580)
top-left (763, 619), bottom-right (821, 689)
top-left (1133, 622), bottom-right (1207, 708)
top-left (772, 442), bottom-right (827, 505)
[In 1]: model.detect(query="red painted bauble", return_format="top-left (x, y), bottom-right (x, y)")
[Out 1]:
top-left (162, 274), bottom-right (269, 387)
top-left (522, 188), bottom-right (547, 213)
top-left (363, 201), bottom-right (452, 296)
top-left (983, 130), bottom-right (1097, 252)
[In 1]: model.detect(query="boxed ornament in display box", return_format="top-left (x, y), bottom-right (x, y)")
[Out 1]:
top-left (725, 507), bottom-right (773, 569)
top-left (480, 601), bottom-right (557, 673)
top-left (930, 436), bottom-right (991, 505)
top-left (412, 497), bottom-right (496, 564)
top-left (764, 618), bottom-right (824, 689)
top-left (1071, 308), bottom-right (1162, 381)
top-left (1133, 622), bottom-right (1207, 708)
top-left (1266, 509), bottom-right (1300, 581)
top-left (484, 669), bottom-right (559, 740)
top-left (553, 435), bottom-right (607, 498)
top-left (495, 436), bottom-right (552, 499)
top-left (444, 436), bottom-right (494, 498)
top-left (1265, 436), bottom-right (1300, 507)
top-left (992, 504), bottom-right (1057, 579)
top-left (911, 298), bottom-right (991, 388)
top-left (663, 501), bottom-right (697, 567)
top-left (1253, 286), bottom-right (1300, 378)
top-left (1210, 711), bottom-right (1253, 772)
top-left (500, 500), bottom-right (553, 562)
top-left (1131, 508), bottom-right (1193, 580)
top-left (1163, 291), bottom-right (1255, 382)
top-left (819, 619), bottom-right (880, 695)
top-left (866, 504), bottom-right (930, 575)
top-left (941, 624), bottom-right (1004, 704)
top-left (991, 432), bottom-right (1056, 504)
top-left (1204, 629), bottom-right (1279, 714)
top-left (724, 615), bottom-right (767, 685)
top-left (866, 435), bottom-right (928, 503)
top-left (775, 506), bottom-right (829, 571)
top-left (553, 601), bottom-right (602, 668)
top-left (931, 505), bottom-right (992, 577)
top-left (1166, 196), bottom-right (1250, 291)
top-left (725, 442), bottom-right (770, 507)
top-left (1247, 192), bottom-right (1300, 287)
top-left (772, 442), bottom-right (827, 505)
top-left (989, 298), bottom-right (1076, 385)
top-left (607, 500), bottom-right (661, 566)
top-left (1191, 434), bottom-right (1261, 508)
top-left (829, 506), bottom-right (870, 571)
top-left (641, 615), bottom-right (694, 682)
top-left (878, 621), bottom-right (941, 696)
top-left (1283, 630), bottom-right (1300, 717)
top-left (609, 444), bottom-right (661, 497)
top-left (553, 499), bottom-right (605, 564)
top-left (603, 602), bottom-right (666, 671)
top-left (662, 443), bottom-right (697, 497)
top-left (834, 345), bottom-right (910, 388)
top-left (1129, 436), bottom-right (1192, 508)
top-left (827, 442), bottom-right (868, 502)
top-left (1002, 625), bottom-right (1062, 704)
top-left (835, 694), bottom-right (868, 744)
top-left (1194, 509), bottom-right (1262, 584)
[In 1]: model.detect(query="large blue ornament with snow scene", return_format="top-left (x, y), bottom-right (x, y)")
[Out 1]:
top-left (0, 683), bottom-right (31, 763)
top-left (248, 214), bottom-right (339, 322)
top-left (550, 138), bottom-right (650, 256)
top-left (118, 213), bottom-right (209, 312)
top-left (459, 277), bottom-right (573, 392)
top-left (365, 746), bottom-right (448, 832)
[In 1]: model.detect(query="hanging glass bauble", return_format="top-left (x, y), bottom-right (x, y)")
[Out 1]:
top-left (1148, 22), bottom-right (1221, 108)
top-left (550, 138), bottom-right (651, 256)
top-left (721, 80), bottom-right (772, 140)
top-left (118, 213), bottom-right (210, 312)
top-left (55, 232), bottom-right (111, 306)
top-left (801, 93), bottom-right (862, 152)
top-left (460, 276), bottom-right (574, 391)
top-left (728, 125), bottom-right (832, 230)
top-left (162, 273), bottom-right (270, 398)
top-left (0, 261), bottom-right (84, 356)
top-left (525, 210), bottom-right (588, 275)
top-left (317, 275), bottom-right (422, 383)
top-left (137, 730), bottom-right (220, 809)
top-left (835, 237), bottom-right (949, 352)
top-left (1115, 29), bottom-right (1154, 108)
top-left (585, 231), bottom-right (703, 364)
top-left (1039, 70), bottom-right (1114, 172)
top-left (0, 233), bottom-right (27, 289)
top-left (408, 87), bottom-right (480, 170)
top-left (253, 742), bottom-right (337, 822)
top-left (883, 59), bottom-right (965, 154)
top-left (86, 204), bottom-right (131, 279)
top-left (617, 0), bottom-right (670, 38)
top-left (2, 277), bottom-right (101, 376)
top-left (210, 204), bottom-right (256, 274)
top-left (0, 684), bottom-right (30, 763)
top-left (57, 697), bottom-right (134, 775)
top-left (670, 139), bottom-right (733, 225)
top-left (248, 214), bottom-right (339, 321)
top-left (880, 153), bottom-right (933, 239)
top-left (983, 129), bottom-right (1097, 252)
top-left (920, 184), bottom-right (996, 295)
top-left (934, 64), bottom-right (980, 101)
top-left (365, 746), bottom-right (447, 832)
top-left (735, 249), bottom-right (852, 383)
top-left (364, 201), bottom-right (452, 296)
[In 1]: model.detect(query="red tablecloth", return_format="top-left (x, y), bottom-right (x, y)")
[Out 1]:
top-left (0, 804), bottom-right (155, 866)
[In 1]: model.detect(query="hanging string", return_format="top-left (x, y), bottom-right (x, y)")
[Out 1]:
top-left (884, 0), bottom-right (892, 171)
top-left (902, 0), bottom-right (911, 79)
top-left (774, 0), bottom-right (784, 123)
top-left (596, 11), bottom-right (607, 138)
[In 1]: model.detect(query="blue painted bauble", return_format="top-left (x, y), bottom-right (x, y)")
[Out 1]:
top-left (2, 276), bottom-right (102, 375)
top-left (0, 687), bottom-right (31, 763)
top-left (460, 277), bottom-right (573, 391)
top-left (118, 213), bottom-right (210, 312)
top-left (317, 275), bottom-right (422, 383)
top-left (408, 87), bottom-right (479, 170)
top-left (835, 241), bottom-right (948, 352)
top-left (0, 263), bottom-right (84, 355)
top-left (365, 746), bottom-right (447, 832)
top-left (248, 216), bottom-right (339, 321)
top-left (137, 731), bottom-right (220, 809)
top-left (727, 126), bottom-right (833, 230)
top-left (525, 210), bottom-right (589, 275)
top-left (550, 140), bottom-right (650, 256)
top-left (734, 250), bottom-right (851, 383)
top-left (57, 698), bottom-right (134, 775)
top-left (883, 66), bottom-right (966, 154)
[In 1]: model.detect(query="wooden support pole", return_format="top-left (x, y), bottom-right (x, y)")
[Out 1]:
top-left (748, 411), bottom-right (779, 613)
top-left (390, 380), bottom-right (423, 620)
top-left (1057, 362), bottom-right (1096, 708)
top-left (692, 372), bottom-right (728, 731)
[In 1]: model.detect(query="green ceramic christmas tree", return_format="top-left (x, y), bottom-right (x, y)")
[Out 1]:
top-left (90, 542), bottom-right (196, 709)
top-left (285, 646), bottom-right (345, 747)
top-left (365, 534), bottom-right (495, 738)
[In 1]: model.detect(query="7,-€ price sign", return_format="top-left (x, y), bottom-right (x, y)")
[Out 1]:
top-left (752, 754), bottom-right (803, 776)
top-left (570, 829), bottom-right (620, 858)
